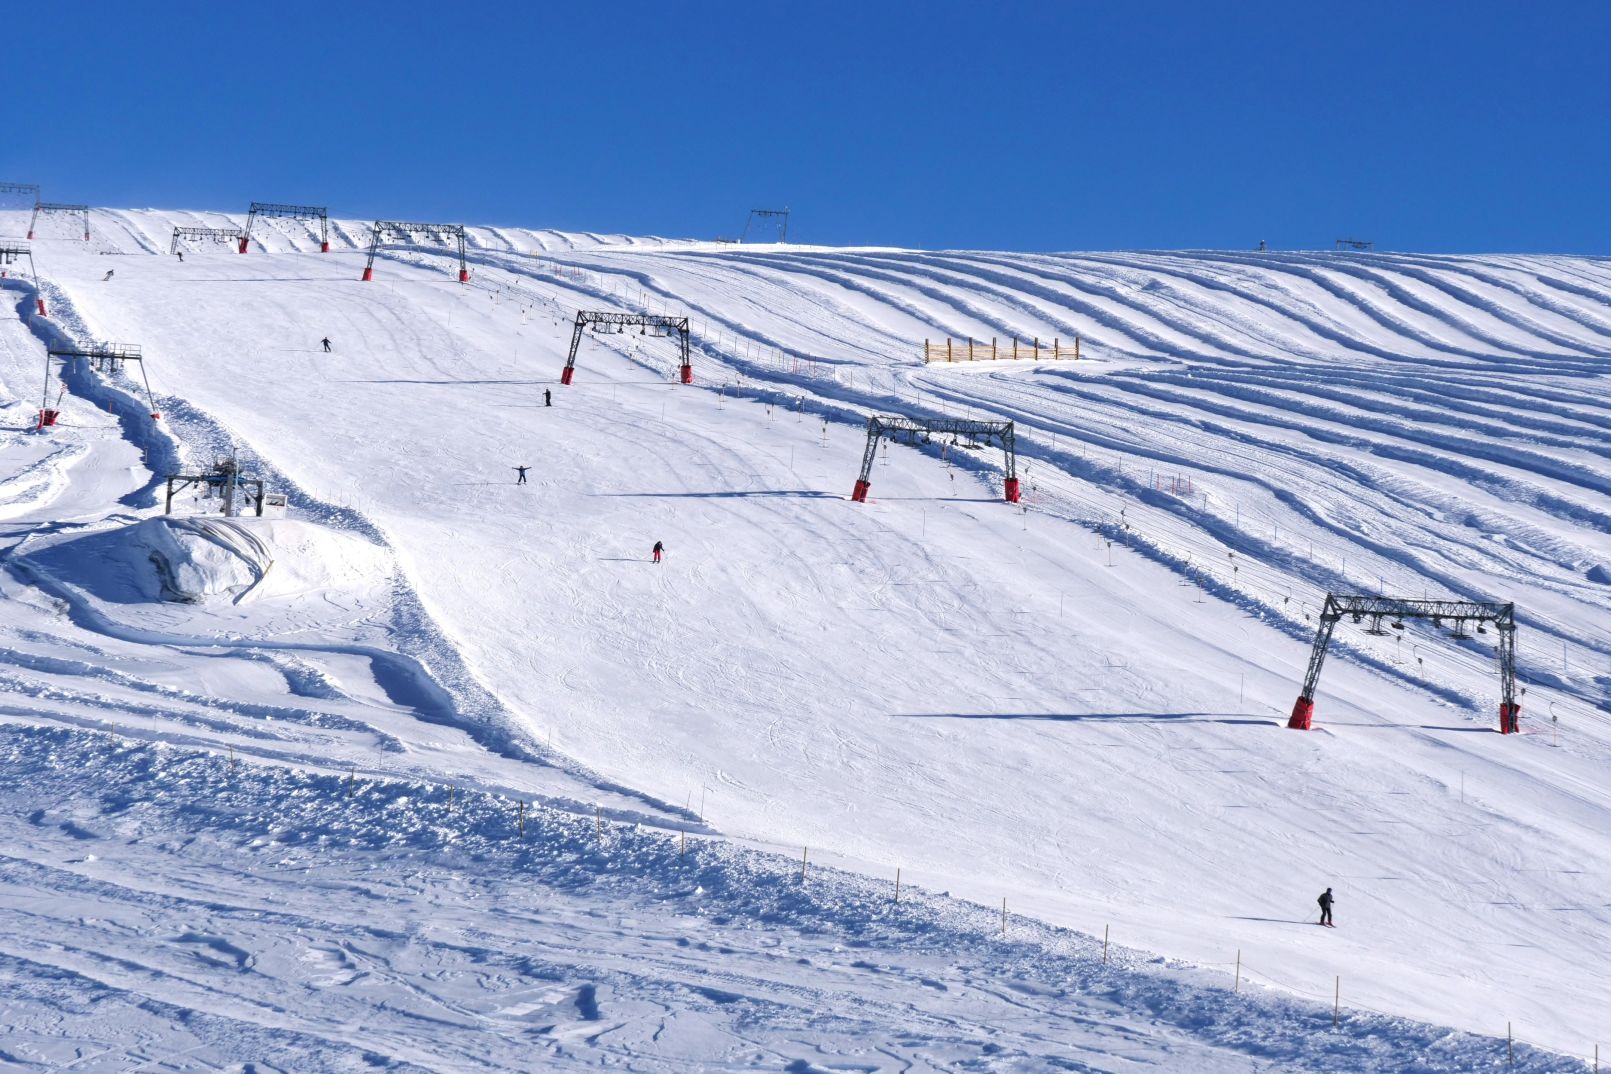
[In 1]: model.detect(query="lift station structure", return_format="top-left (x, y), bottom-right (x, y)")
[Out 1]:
top-left (171, 227), bottom-right (247, 255)
top-left (741, 208), bottom-right (790, 243)
top-left (361, 221), bottom-right (468, 282)
top-left (28, 202), bottom-right (90, 242)
top-left (0, 243), bottom-right (44, 316)
top-left (1289, 594), bottom-right (1520, 734)
top-left (39, 342), bottom-right (159, 429)
top-left (850, 415), bottom-right (1019, 503)
top-left (241, 202), bottom-right (330, 253)
top-left (165, 457), bottom-right (273, 518)
top-left (562, 310), bottom-right (693, 385)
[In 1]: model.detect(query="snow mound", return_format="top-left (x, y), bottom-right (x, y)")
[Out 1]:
top-left (127, 517), bottom-right (389, 604)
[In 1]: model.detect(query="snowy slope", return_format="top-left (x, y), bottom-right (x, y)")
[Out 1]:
top-left (4, 213), bottom-right (1610, 1067)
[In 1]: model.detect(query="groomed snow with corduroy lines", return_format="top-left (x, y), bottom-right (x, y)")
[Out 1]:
top-left (0, 204), bottom-right (1607, 1071)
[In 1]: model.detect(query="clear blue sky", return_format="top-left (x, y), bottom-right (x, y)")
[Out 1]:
top-left (8, 0), bottom-right (1609, 252)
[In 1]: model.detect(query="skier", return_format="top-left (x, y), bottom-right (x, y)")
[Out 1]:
top-left (544, 388), bottom-right (552, 407)
top-left (176, 251), bottom-right (184, 262)
top-left (514, 465), bottom-right (530, 486)
top-left (1318, 887), bottom-right (1335, 927)
top-left (321, 337), bottom-right (332, 353)
top-left (652, 540), bottom-right (664, 564)
top-left (102, 269), bottom-right (115, 281)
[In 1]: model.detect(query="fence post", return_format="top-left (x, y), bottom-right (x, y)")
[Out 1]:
top-left (595, 805), bottom-right (603, 839)
top-left (1508, 1022), bottom-right (1513, 1067)
top-left (1054, 337), bottom-right (1060, 359)
top-left (1001, 897), bottom-right (1007, 936)
top-left (991, 337), bottom-right (997, 360)
top-left (894, 867), bottom-right (901, 903)
top-left (680, 830), bottom-right (686, 855)
top-left (1012, 337), bottom-right (1019, 360)
top-left (518, 800), bottom-right (525, 838)
top-left (1234, 949), bottom-right (1240, 992)
top-left (800, 846), bottom-right (808, 882)
top-left (1103, 924), bottom-right (1110, 964)
top-left (968, 338), bottom-right (975, 361)
top-left (947, 338), bottom-right (953, 363)
top-left (1333, 977), bottom-right (1340, 1027)
top-left (1075, 335), bottom-right (1081, 360)
top-left (347, 766), bottom-right (355, 796)
top-left (1034, 336), bottom-right (1040, 360)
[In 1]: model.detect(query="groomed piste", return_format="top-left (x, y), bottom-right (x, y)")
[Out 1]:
top-left (0, 205), bottom-right (1607, 1071)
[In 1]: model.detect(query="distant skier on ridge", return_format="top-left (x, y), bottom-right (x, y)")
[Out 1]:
top-left (514, 465), bottom-right (529, 485)
top-left (652, 540), bottom-right (664, 564)
top-left (1318, 887), bottom-right (1335, 927)
top-left (102, 269), bottom-right (114, 282)
top-left (544, 388), bottom-right (552, 407)
top-left (321, 337), bottom-right (332, 353)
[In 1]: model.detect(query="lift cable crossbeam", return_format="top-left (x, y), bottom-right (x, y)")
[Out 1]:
top-left (361, 221), bottom-right (468, 281)
top-left (562, 310), bottom-right (692, 385)
top-left (851, 414), bottom-right (1019, 503)
top-left (1289, 593), bottom-right (1519, 734)
top-left (242, 202), bottom-right (330, 252)
top-left (0, 181), bottom-right (40, 199)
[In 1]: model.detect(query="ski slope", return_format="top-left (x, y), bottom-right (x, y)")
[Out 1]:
top-left (3, 207), bottom-right (1609, 1068)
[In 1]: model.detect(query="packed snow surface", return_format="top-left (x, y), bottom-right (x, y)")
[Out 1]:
top-left (0, 204), bottom-right (1607, 1069)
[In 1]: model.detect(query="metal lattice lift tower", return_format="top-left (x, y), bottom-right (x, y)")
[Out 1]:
top-left (850, 415), bottom-right (1019, 503)
top-left (170, 227), bottom-right (247, 255)
top-left (28, 202), bottom-right (90, 242)
top-left (1334, 238), bottom-right (1374, 250)
top-left (0, 243), bottom-right (45, 317)
top-left (165, 457), bottom-right (269, 517)
top-left (39, 342), bottom-right (160, 429)
top-left (562, 310), bottom-right (693, 385)
top-left (741, 208), bottom-right (790, 243)
top-left (242, 202), bottom-right (330, 253)
top-left (361, 221), bottom-right (468, 282)
top-left (1289, 594), bottom-right (1519, 734)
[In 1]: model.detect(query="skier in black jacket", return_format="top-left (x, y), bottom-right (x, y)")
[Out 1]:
top-left (1318, 887), bottom-right (1335, 927)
